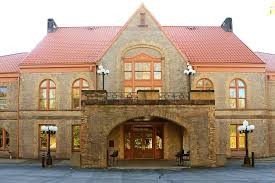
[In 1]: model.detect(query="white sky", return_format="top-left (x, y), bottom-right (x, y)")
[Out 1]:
top-left (0, 0), bottom-right (274, 55)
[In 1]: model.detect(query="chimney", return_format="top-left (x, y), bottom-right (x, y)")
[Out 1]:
top-left (47, 18), bottom-right (57, 33)
top-left (221, 17), bottom-right (233, 32)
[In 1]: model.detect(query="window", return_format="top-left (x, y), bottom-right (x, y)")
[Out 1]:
top-left (196, 78), bottom-right (213, 90)
top-left (72, 125), bottom-right (80, 151)
top-left (140, 13), bottom-right (146, 25)
top-left (124, 63), bottom-right (132, 80)
top-left (135, 63), bottom-right (151, 80)
top-left (72, 79), bottom-right (89, 109)
top-left (39, 80), bottom-right (56, 110)
top-left (0, 87), bottom-right (7, 109)
top-left (154, 63), bottom-right (161, 80)
top-left (230, 124), bottom-right (245, 150)
top-left (229, 79), bottom-right (246, 109)
top-left (39, 125), bottom-right (56, 151)
top-left (0, 128), bottom-right (9, 150)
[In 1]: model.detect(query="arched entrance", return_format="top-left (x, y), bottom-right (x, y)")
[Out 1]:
top-left (107, 116), bottom-right (190, 166)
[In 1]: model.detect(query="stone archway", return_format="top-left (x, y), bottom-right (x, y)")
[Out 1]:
top-left (80, 104), bottom-right (217, 168)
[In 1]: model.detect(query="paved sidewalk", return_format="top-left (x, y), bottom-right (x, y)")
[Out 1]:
top-left (0, 158), bottom-right (274, 182)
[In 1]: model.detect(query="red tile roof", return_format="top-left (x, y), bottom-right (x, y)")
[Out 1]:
top-left (255, 52), bottom-right (275, 72)
top-left (0, 52), bottom-right (28, 73)
top-left (162, 26), bottom-right (264, 64)
top-left (22, 26), bottom-right (121, 65)
top-left (21, 25), bottom-right (264, 66)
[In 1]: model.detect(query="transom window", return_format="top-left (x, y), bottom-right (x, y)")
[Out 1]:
top-left (0, 128), bottom-right (9, 150)
top-left (39, 79), bottom-right (56, 110)
top-left (72, 125), bottom-right (81, 151)
top-left (124, 53), bottom-right (162, 93)
top-left (230, 124), bottom-right (245, 150)
top-left (39, 125), bottom-right (56, 151)
top-left (72, 79), bottom-right (89, 109)
top-left (196, 78), bottom-right (214, 90)
top-left (229, 79), bottom-right (246, 109)
top-left (0, 87), bottom-right (7, 109)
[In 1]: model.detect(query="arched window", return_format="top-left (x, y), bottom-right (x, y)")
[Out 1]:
top-left (72, 79), bottom-right (89, 109)
top-left (0, 128), bottom-right (9, 150)
top-left (229, 79), bottom-right (246, 109)
top-left (196, 78), bottom-right (214, 90)
top-left (39, 79), bottom-right (56, 110)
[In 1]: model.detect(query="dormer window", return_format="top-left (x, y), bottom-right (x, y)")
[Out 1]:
top-left (139, 13), bottom-right (147, 27)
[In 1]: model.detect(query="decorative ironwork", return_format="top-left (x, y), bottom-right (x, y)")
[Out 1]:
top-left (106, 92), bottom-right (187, 100)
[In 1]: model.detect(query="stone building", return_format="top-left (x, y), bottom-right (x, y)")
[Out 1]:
top-left (0, 5), bottom-right (274, 168)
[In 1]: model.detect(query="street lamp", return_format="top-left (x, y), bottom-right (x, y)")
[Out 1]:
top-left (41, 125), bottom-right (58, 166)
top-left (97, 65), bottom-right (110, 90)
top-left (184, 63), bottom-right (196, 100)
top-left (237, 120), bottom-right (255, 166)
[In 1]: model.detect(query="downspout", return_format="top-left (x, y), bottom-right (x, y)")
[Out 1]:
top-left (16, 73), bottom-right (20, 158)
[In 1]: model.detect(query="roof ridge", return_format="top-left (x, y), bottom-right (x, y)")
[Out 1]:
top-left (57, 25), bottom-right (122, 28)
top-left (255, 51), bottom-right (275, 55)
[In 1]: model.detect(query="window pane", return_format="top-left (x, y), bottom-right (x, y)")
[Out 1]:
top-left (154, 72), bottom-right (161, 80)
top-left (50, 80), bottom-right (55, 87)
top-left (41, 81), bottom-right (47, 88)
top-left (49, 99), bottom-right (55, 110)
top-left (39, 100), bottom-right (47, 110)
top-left (154, 63), bottom-right (161, 71)
top-left (40, 89), bottom-right (47, 99)
top-left (135, 72), bottom-right (143, 80)
top-left (73, 125), bottom-right (80, 150)
top-left (238, 80), bottom-right (245, 87)
top-left (230, 125), bottom-right (236, 136)
top-left (143, 63), bottom-right (150, 71)
top-left (229, 99), bottom-right (236, 108)
top-left (125, 72), bottom-right (132, 80)
top-left (238, 88), bottom-right (245, 98)
top-left (124, 63), bottom-right (132, 71)
top-left (238, 99), bottom-right (246, 109)
top-left (197, 80), bottom-right (203, 87)
top-left (230, 88), bottom-right (236, 98)
top-left (0, 87), bottom-right (7, 97)
top-left (82, 80), bottom-right (89, 87)
top-left (40, 132), bottom-right (47, 149)
top-left (143, 72), bottom-right (150, 79)
top-left (239, 136), bottom-right (245, 148)
top-left (135, 63), bottom-right (143, 71)
top-left (0, 99), bottom-right (7, 109)
top-left (230, 80), bottom-right (236, 87)
top-left (49, 89), bottom-right (55, 99)
top-left (50, 133), bottom-right (56, 150)
top-left (73, 80), bottom-right (80, 87)
top-left (205, 80), bottom-right (213, 89)
top-left (230, 137), bottom-right (237, 148)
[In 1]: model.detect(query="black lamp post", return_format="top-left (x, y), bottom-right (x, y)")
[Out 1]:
top-left (41, 125), bottom-right (58, 166)
top-left (238, 120), bottom-right (255, 166)
top-left (184, 63), bottom-right (196, 100)
top-left (97, 65), bottom-right (110, 90)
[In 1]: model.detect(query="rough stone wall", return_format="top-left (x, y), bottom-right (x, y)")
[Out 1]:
top-left (80, 104), bottom-right (217, 168)
top-left (98, 6), bottom-right (189, 95)
top-left (193, 72), bottom-right (267, 110)
top-left (20, 72), bottom-right (95, 110)
top-left (0, 81), bottom-right (18, 111)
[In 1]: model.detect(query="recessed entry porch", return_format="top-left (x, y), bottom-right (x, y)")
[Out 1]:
top-left (107, 116), bottom-right (190, 167)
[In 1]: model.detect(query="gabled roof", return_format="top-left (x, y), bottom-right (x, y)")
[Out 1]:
top-left (255, 52), bottom-right (275, 72)
top-left (20, 25), bottom-right (264, 66)
top-left (0, 52), bottom-right (28, 73)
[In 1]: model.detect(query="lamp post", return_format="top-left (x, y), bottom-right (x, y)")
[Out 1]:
top-left (41, 125), bottom-right (58, 166)
top-left (237, 120), bottom-right (255, 166)
top-left (184, 63), bottom-right (196, 100)
top-left (97, 65), bottom-right (110, 90)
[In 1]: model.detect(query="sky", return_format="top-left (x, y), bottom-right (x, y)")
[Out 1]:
top-left (0, 0), bottom-right (274, 56)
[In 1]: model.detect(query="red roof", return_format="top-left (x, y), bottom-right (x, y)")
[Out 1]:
top-left (22, 26), bottom-right (121, 65)
top-left (162, 26), bottom-right (264, 64)
top-left (21, 25), bottom-right (264, 65)
top-left (0, 53), bottom-right (28, 73)
top-left (255, 52), bottom-right (275, 72)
